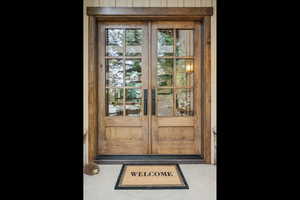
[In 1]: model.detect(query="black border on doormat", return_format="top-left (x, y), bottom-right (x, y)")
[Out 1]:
top-left (114, 163), bottom-right (189, 190)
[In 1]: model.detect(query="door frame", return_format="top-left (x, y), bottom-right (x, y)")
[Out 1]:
top-left (87, 7), bottom-right (213, 164)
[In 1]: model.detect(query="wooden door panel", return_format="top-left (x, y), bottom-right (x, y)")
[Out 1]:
top-left (105, 127), bottom-right (143, 140)
top-left (100, 118), bottom-right (149, 154)
top-left (158, 127), bottom-right (194, 141)
top-left (101, 140), bottom-right (148, 154)
top-left (155, 141), bottom-right (196, 154)
top-left (152, 118), bottom-right (198, 154)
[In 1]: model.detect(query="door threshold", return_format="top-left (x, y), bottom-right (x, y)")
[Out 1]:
top-left (94, 154), bottom-right (204, 164)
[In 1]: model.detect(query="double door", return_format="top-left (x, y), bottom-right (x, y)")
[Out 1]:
top-left (98, 21), bottom-right (202, 155)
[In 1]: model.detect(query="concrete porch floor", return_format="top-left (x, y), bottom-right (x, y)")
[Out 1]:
top-left (84, 164), bottom-right (216, 200)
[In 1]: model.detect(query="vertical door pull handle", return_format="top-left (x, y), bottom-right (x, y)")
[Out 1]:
top-left (144, 89), bottom-right (148, 115)
top-left (151, 89), bottom-right (156, 115)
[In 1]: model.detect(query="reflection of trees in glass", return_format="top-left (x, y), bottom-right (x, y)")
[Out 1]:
top-left (175, 30), bottom-right (183, 56)
top-left (157, 59), bottom-right (173, 86)
top-left (105, 28), bottom-right (144, 117)
top-left (176, 89), bottom-right (193, 116)
top-left (126, 29), bottom-right (143, 56)
top-left (176, 73), bottom-right (186, 87)
top-left (106, 59), bottom-right (123, 87)
top-left (107, 29), bottom-right (124, 45)
top-left (126, 89), bottom-right (141, 116)
top-left (176, 30), bottom-right (193, 56)
top-left (126, 59), bottom-right (142, 87)
top-left (157, 88), bottom-right (173, 116)
top-left (158, 30), bottom-right (174, 56)
top-left (126, 29), bottom-right (143, 45)
top-left (158, 30), bottom-right (173, 45)
top-left (126, 89), bottom-right (141, 103)
top-left (106, 29), bottom-right (124, 56)
top-left (106, 88), bottom-right (124, 116)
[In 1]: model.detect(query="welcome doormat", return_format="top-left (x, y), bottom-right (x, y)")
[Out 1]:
top-left (115, 164), bottom-right (189, 190)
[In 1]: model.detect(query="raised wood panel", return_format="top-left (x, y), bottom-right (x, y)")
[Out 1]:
top-left (158, 127), bottom-right (194, 141)
top-left (101, 141), bottom-right (148, 154)
top-left (105, 127), bottom-right (143, 140)
top-left (116, 0), bottom-right (133, 7)
top-left (100, 0), bottom-right (115, 7)
top-left (133, 0), bottom-right (150, 7)
top-left (156, 141), bottom-right (196, 154)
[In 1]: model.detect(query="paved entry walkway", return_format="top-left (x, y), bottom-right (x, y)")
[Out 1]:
top-left (84, 164), bottom-right (216, 200)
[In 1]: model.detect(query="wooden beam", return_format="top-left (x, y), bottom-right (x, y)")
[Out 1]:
top-left (94, 16), bottom-right (205, 21)
top-left (203, 16), bottom-right (212, 164)
top-left (88, 16), bottom-right (98, 163)
top-left (87, 7), bottom-right (213, 16)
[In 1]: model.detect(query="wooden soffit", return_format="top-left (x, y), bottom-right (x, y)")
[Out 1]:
top-left (87, 7), bottom-right (213, 21)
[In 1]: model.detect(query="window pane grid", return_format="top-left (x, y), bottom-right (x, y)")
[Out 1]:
top-left (105, 28), bottom-right (144, 117)
top-left (157, 29), bottom-right (194, 117)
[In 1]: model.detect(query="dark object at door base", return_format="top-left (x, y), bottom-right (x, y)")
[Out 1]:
top-left (84, 163), bottom-right (100, 175)
top-left (95, 154), bottom-right (204, 164)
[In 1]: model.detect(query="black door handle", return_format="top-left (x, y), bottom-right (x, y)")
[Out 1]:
top-left (151, 89), bottom-right (156, 115)
top-left (144, 89), bottom-right (148, 115)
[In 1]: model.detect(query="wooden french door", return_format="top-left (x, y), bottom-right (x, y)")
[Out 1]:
top-left (98, 22), bottom-right (149, 154)
top-left (151, 21), bottom-right (201, 154)
top-left (97, 21), bottom-right (201, 155)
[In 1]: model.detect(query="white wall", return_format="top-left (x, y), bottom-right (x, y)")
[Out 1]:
top-left (83, 0), bottom-right (217, 164)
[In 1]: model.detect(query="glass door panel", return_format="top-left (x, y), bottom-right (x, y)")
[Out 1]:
top-left (105, 27), bottom-right (144, 117)
top-left (155, 28), bottom-right (194, 117)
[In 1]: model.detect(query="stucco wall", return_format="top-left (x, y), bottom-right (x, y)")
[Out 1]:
top-left (83, 0), bottom-right (217, 164)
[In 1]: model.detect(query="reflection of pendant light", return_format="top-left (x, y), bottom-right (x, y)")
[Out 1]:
top-left (186, 63), bottom-right (193, 73)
